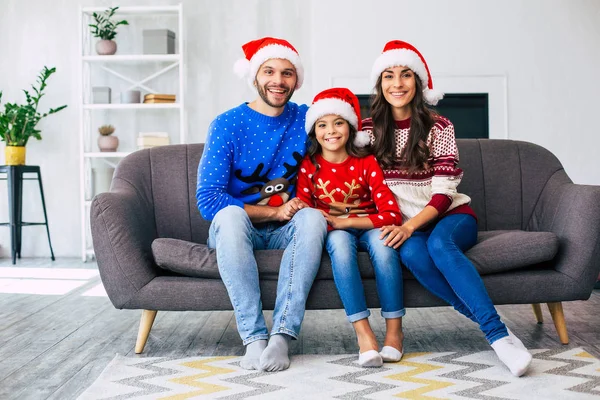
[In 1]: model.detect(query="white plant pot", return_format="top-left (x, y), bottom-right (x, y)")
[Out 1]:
top-left (96, 40), bottom-right (117, 55)
top-left (98, 135), bottom-right (119, 152)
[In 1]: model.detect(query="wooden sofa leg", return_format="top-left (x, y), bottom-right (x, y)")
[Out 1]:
top-left (532, 303), bottom-right (544, 324)
top-left (547, 302), bottom-right (569, 344)
top-left (135, 310), bottom-right (158, 354)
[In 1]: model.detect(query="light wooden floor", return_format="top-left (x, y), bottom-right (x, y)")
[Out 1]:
top-left (1, 258), bottom-right (599, 400)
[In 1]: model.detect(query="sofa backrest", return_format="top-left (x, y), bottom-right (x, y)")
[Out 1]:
top-left (112, 139), bottom-right (568, 244)
top-left (455, 139), bottom-right (566, 231)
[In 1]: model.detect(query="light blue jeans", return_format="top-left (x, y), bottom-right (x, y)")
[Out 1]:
top-left (398, 214), bottom-right (508, 344)
top-left (327, 228), bottom-right (405, 323)
top-left (208, 205), bottom-right (327, 345)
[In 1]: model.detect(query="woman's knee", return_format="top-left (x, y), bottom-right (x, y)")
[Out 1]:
top-left (399, 239), bottom-right (424, 265)
top-left (426, 234), bottom-right (453, 258)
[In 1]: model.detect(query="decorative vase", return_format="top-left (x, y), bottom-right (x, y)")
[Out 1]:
top-left (98, 135), bottom-right (119, 152)
top-left (5, 146), bottom-right (26, 165)
top-left (96, 40), bottom-right (117, 55)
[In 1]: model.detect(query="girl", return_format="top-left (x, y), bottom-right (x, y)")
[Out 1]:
top-left (296, 88), bottom-right (404, 368)
top-left (364, 40), bottom-right (533, 376)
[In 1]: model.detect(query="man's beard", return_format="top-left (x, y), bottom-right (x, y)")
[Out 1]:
top-left (256, 82), bottom-right (295, 108)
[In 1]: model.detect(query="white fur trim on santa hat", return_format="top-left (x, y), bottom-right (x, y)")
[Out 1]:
top-left (370, 48), bottom-right (429, 88)
top-left (244, 44), bottom-right (304, 89)
top-left (354, 130), bottom-right (370, 147)
top-left (305, 98), bottom-right (358, 133)
top-left (233, 58), bottom-right (250, 79)
top-left (423, 88), bottom-right (444, 106)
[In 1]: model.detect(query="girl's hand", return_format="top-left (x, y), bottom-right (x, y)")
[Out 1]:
top-left (379, 224), bottom-right (414, 249)
top-left (319, 210), bottom-right (348, 230)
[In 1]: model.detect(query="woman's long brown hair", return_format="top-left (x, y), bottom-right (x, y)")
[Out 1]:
top-left (370, 74), bottom-right (436, 172)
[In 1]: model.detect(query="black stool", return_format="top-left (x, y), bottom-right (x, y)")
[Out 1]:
top-left (0, 165), bottom-right (55, 264)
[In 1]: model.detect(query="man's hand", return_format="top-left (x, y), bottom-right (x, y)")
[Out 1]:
top-left (379, 224), bottom-right (415, 249)
top-left (275, 197), bottom-right (309, 222)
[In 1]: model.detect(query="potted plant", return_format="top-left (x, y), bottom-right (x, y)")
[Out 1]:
top-left (89, 6), bottom-right (129, 55)
top-left (0, 66), bottom-right (67, 165)
top-left (98, 124), bottom-right (119, 152)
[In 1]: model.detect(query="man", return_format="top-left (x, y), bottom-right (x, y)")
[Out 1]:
top-left (196, 37), bottom-right (327, 372)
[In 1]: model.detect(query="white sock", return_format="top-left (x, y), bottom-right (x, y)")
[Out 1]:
top-left (259, 334), bottom-right (291, 372)
top-left (506, 327), bottom-right (528, 351)
top-left (240, 339), bottom-right (267, 370)
top-left (358, 349), bottom-right (383, 367)
top-left (491, 336), bottom-right (533, 377)
top-left (380, 346), bottom-right (403, 362)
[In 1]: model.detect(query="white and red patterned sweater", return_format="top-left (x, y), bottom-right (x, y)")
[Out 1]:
top-left (362, 116), bottom-right (475, 222)
top-left (296, 154), bottom-right (402, 229)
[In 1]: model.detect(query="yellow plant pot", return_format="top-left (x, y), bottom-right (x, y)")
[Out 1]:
top-left (5, 146), bottom-right (26, 165)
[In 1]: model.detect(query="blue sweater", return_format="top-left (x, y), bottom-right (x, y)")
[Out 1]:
top-left (196, 102), bottom-right (309, 220)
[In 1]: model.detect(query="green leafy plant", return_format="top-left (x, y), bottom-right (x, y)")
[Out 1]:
top-left (89, 7), bottom-right (129, 40)
top-left (0, 66), bottom-right (67, 146)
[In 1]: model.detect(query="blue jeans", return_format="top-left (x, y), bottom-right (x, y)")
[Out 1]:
top-left (208, 206), bottom-right (327, 345)
top-left (399, 214), bottom-right (507, 344)
top-left (327, 228), bottom-right (405, 323)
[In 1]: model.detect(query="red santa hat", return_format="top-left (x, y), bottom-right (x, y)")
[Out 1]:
top-left (370, 40), bottom-right (444, 106)
top-left (305, 87), bottom-right (370, 147)
top-left (233, 37), bottom-right (304, 89)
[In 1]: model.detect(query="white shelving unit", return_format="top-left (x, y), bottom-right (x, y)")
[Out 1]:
top-left (79, 4), bottom-right (185, 261)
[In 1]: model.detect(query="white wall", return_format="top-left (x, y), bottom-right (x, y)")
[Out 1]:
top-left (0, 0), bottom-right (598, 257)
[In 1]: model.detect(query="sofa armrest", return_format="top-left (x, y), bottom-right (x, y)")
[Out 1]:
top-left (530, 170), bottom-right (600, 291)
top-left (91, 178), bottom-right (158, 309)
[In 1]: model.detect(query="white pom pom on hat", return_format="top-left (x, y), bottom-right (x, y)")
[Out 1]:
top-left (232, 37), bottom-right (304, 90)
top-left (305, 87), bottom-right (370, 148)
top-left (370, 40), bottom-right (444, 106)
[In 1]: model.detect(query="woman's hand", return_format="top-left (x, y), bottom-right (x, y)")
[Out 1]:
top-left (379, 224), bottom-right (415, 249)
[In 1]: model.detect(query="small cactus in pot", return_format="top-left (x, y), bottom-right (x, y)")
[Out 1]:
top-left (97, 124), bottom-right (119, 152)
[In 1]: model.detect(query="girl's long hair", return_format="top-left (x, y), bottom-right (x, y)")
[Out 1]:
top-left (370, 73), bottom-right (436, 172)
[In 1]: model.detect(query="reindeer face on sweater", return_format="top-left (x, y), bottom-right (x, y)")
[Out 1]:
top-left (234, 151), bottom-right (303, 207)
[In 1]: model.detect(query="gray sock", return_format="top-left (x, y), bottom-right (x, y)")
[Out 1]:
top-left (259, 334), bottom-right (291, 372)
top-left (240, 339), bottom-right (267, 370)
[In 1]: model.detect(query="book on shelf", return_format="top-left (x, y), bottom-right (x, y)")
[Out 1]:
top-left (145, 93), bottom-right (176, 100)
top-left (143, 99), bottom-right (177, 104)
top-left (137, 132), bottom-right (170, 149)
top-left (139, 131), bottom-right (169, 138)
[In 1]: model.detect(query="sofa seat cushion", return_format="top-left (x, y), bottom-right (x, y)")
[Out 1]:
top-left (152, 229), bottom-right (559, 280)
top-left (466, 230), bottom-right (559, 275)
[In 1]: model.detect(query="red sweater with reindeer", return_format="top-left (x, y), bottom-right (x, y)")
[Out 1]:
top-left (296, 154), bottom-right (402, 229)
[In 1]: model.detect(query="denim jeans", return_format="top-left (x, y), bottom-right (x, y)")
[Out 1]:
top-left (399, 214), bottom-right (508, 344)
top-left (327, 228), bottom-right (405, 323)
top-left (208, 206), bottom-right (327, 345)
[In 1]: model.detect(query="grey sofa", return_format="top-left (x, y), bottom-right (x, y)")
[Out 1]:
top-left (91, 140), bottom-right (600, 354)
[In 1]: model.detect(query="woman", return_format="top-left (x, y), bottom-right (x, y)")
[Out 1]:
top-left (363, 40), bottom-right (533, 377)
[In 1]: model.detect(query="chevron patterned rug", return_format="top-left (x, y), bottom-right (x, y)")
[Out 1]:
top-left (78, 348), bottom-right (600, 400)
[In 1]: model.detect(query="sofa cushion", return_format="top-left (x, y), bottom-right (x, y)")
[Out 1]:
top-left (466, 230), bottom-right (559, 274)
top-left (152, 238), bottom-right (286, 280)
top-left (152, 229), bottom-right (559, 280)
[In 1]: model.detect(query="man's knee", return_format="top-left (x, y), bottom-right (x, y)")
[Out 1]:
top-left (211, 206), bottom-right (253, 244)
top-left (213, 205), bottom-right (250, 229)
top-left (292, 207), bottom-right (327, 234)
